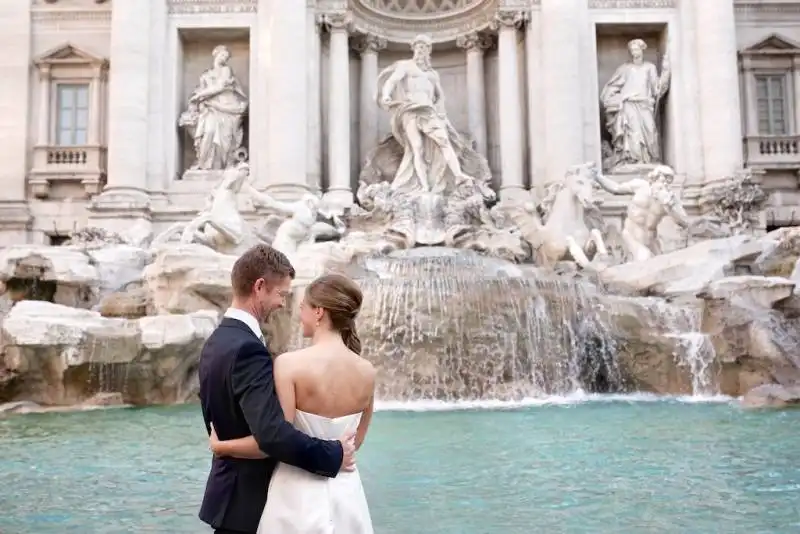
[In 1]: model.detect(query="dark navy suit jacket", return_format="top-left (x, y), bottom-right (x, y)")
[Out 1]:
top-left (198, 316), bottom-right (343, 533)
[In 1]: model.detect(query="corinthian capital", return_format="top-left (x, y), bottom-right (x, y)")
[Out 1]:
top-left (320, 11), bottom-right (353, 32)
top-left (353, 34), bottom-right (388, 55)
top-left (456, 32), bottom-right (492, 52)
top-left (491, 9), bottom-right (527, 30)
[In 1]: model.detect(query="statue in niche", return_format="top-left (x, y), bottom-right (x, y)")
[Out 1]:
top-left (591, 164), bottom-right (723, 262)
top-left (348, 35), bottom-right (522, 259)
top-left (348, 34), bottom-right (526, 260)
top-left (600, 38), bottom-right (671, 172)
top-left (375, 34), bottom-right (483, 193)
top-left (178, 45), bottom-right (248, 171)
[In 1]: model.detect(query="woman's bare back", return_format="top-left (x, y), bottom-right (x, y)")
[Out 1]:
top-left (279, 342), bottom-right (375, 419)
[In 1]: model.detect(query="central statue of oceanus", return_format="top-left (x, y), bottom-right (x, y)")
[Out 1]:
top-left (375, 34), bottom-right (477, 193)
top-left (349, 34), bottom-right (527, 262)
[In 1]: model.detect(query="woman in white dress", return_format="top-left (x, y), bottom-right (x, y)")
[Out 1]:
top-left (209, 273), bottom-right (376, 533)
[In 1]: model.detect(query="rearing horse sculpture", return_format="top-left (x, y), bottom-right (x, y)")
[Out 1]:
top-left (503, 162), bottom-right (608, 267)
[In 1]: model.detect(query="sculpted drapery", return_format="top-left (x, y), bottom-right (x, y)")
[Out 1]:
top-left (600, 38), bottom-right (671, 170)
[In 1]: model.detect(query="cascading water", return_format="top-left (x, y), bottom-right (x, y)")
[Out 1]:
top-left (286, 248), bottom-right (726, 401)
top-left (337, 248), bottom-right (626, 400)
top-left (631, 298), bottom-right (718, 396)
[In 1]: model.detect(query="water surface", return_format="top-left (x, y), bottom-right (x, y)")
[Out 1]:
top-left (1, 400), bottom-right (799, 533)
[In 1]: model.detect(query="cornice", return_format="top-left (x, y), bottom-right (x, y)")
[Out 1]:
top-left (167, 0), bottom-right (258, 14)
top-left (735, 2), bottom-right (800, 17)
top-left (588, 0), bottom-right (674, 8)
top-left (31, 9), bottom-right (111, 27)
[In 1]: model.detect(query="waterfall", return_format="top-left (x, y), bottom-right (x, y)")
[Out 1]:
top-left (286, 248), bottom-right (718, 401)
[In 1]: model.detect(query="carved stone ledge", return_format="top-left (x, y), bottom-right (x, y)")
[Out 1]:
top-left (735, 2), bottom-right (800, 17)
top-left (456, 32), bottom-right (493, 51)
top-left (588, 0), bottom-right (674, 8)
top-left (31, 9), bottom-right (111, 26)
top-left (167, 0), bottom-right (257, 15)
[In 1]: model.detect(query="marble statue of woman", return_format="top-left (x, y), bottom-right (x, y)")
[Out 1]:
top-left (376, 34), bottom-right (478, 194)
top-left (600, 38), bottom-right (671, 171)
top-left (179, 45), bottom-right (248, 171)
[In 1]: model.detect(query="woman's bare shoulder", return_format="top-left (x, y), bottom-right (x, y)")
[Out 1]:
top-left (352, 353), bottom-right (377, 378)
top-left (274, 347), bottom-right (314, 371)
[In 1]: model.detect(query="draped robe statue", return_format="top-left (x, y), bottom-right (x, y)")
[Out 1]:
top-left (600, 38), bottom-right (671, 171)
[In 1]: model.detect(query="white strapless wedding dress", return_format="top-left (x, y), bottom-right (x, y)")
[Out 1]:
top-left (257, 410), bottom-right (374, 534)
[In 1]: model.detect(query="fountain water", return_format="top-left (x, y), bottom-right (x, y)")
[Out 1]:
top-left (283, 247), bottom-right (732, 402)
top-left (289, 248), bottom-right (623, 400)
top-left (634, 299), bottom-right (718, 395)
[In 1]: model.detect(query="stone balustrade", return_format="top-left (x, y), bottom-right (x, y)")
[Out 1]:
top-left (745, 135), bottom-right (800, 169)
top-left (29, 145), bottom-right (107, 198)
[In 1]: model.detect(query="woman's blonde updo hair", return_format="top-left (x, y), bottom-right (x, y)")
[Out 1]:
top-left (305, 273), bottom-right (363, 354)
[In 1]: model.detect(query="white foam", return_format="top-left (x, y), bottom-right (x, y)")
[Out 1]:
top-left (374, 391), bottom-right (736, 412)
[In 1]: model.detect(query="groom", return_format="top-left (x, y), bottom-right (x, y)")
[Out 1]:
top-left (198, 244), bottom-right (356, 533)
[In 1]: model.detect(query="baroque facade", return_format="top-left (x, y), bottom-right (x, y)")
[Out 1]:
top-left (1, 0), bottom-right (799, 245)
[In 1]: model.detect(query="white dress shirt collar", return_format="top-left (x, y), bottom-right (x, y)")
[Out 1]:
top-left (224, 307), bottom-right (264, 342)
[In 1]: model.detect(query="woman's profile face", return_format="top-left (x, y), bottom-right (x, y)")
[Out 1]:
top-left (299, 298), bottom-right (321, 338)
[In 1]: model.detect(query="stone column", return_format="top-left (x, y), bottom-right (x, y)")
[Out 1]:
top-left (307, 11), bottom-right (323, 192)
top-left (322, 12), bottom-right (353, 210)
top-left (37, 65), bottom-right (51, 146)
top-left (0, 0), bottom-right (32, 242)
top-left (525, 8), bottom-right (545, 193)
top-left (540, 0), bottom-right (584, 185)
top-left (678, 0), bottom-right (705, 186)
top-left (793, 58), bottom-right (800, 135)
top-left (88, 65), bottom-right (104, 146)
top-left (356, 34), bottom-right (387, 168)
top-left (740, 57), bottom-right (758, 137)
top-left (257, 0), bottom-right (309, 199)
top-left (90, 0), bottom-right (156, 226)
top-left (456, 32), bottom-right (491, 158)
top-left (493, 10), bottom-right (526, 200)
top-left (694, 0), bottom-right (743, 182)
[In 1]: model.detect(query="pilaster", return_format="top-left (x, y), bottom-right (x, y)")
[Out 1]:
top-left (0, 0), bottom-right (33, 241)
top-left (321, 10), bottom-right (354, 210)
top-left (694, 0), bottom-right (743, 186)
top-left (540, 0), bottom-right (585, 184)
top-left (354, 33), bottom-right (388, 167)
top-left (89, 0), bottom-right (157, 233)
top-left (456, 32), bottom-right (492, 159)
top-left (257, 0), bottom-right (311, 200)
top-left (492, 8), bottom-right (527, 199)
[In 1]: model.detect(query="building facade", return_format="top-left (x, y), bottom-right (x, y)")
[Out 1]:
top-left (0, 0), bottom-right (798, 245)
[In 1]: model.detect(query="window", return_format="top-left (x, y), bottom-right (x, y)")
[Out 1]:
top-left (56, 83), bottom-right (89, 146)
top-left (755, 74), bottom-right (788, 135)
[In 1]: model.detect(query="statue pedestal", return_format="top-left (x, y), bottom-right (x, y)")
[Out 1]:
top-left (181, 169), bottom-right (226, 183)
top-left (604, 163), bottom-right (662, 182)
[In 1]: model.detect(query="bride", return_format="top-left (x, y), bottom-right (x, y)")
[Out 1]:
top-left (209, 273), bottom-right (376, 533)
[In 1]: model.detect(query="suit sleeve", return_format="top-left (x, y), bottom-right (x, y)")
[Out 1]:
top-left (231, 342), bottom-right (343, 478)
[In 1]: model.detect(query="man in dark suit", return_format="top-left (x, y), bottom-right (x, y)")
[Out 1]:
top-left (198, 244), bottom-right (356, 534)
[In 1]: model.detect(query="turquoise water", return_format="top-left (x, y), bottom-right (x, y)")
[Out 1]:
top-left (1, 399), bottom-right (799, 533)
